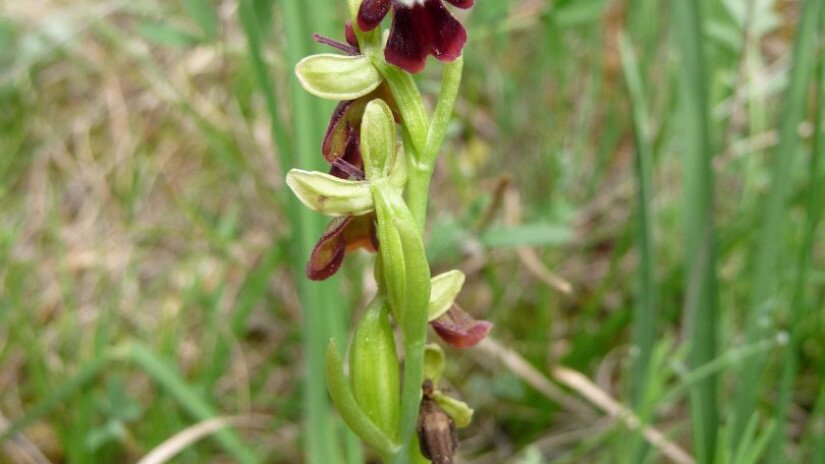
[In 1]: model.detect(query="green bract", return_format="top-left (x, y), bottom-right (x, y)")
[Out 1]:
top-left (349, 300), bottom-right (400, 437)
top-left (285, 169), bottom-right (373, 216)
top-left (325, 340), bottom-right (399, 458)
top-left (295, 54), bottom-right (382, 100)
top-left (423, 344), bottom-right (446, 382)
top-left (434, 393), bottom-right (474, 428)
top-left (361, 99), bottom-right (397, 180)
top-left (428, 270), bottom-right (465, 321)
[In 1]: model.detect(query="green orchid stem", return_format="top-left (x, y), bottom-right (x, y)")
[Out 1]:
top-left (393, 338), bottom-right (427, 464)
top-left (382, 58), bottom-right (463, 463)
top-left (404, 58), bottom-right (465, 232)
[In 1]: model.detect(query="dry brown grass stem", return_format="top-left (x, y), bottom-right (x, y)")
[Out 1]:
top-left (477, 338), bottom-right (695, 464)
top-left (503, 187), bottom-right (574, 295)
top-left (0, 412), bottom-right (53, 464)
top-left (136, 415), bottom-right (271, 464)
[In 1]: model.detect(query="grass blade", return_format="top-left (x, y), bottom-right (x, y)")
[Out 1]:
top-left (618, 32), bottom-right (658, 462)
top-left (772, 7), bottom-right (825, 460)
top-left (238, 1), bottom-right (349, 462)
top-left (127, 344), bottom-right (259, 464)
top-left (672, 1), bottom-right (720, 462)
top-left (731, 0), bottom-right (824, 448)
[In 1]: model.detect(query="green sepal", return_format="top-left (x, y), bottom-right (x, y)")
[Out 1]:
top-left (423, 344), bottom-right (446, 383)
top-left (325, 339), bottom-right (400, 458)
top-left (393, 214), bottom-right (432, 341)
top-left (349, 299), bottom-right (400, 437)
top-left (372, 182), bottom-right (431, 340)
top-left (372, 182), bottom-right (408, 323)
top-left (295, 54), bottom-right (382, 100)
top-left (361, 99), bottom-right (397, 180)
top-left (433, 393), bottom-right (474, 428)
top-left (428, 270), bottom-right (465, 321)
top-left (285, 169), bottom-right (373, 216)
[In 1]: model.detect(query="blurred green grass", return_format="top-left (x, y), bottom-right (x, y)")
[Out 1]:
top-left (1, 0), bottom-right (824, 463)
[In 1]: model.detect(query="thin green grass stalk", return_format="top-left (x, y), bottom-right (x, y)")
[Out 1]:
top-left (731, 0), bottom-right (824, 448)
top-left (777, 9), bottom-right (825, 461)
top-left (672, 2), bottom-right (720, 462)
top-left (238, 2), bottom-right (348, 462)
top-left (126, 344), bottom-right (259, 464)
top-left (280, 5), bottom-right (349, 464)
top-left (619, 33), bottom-right (657, 409)
top-left (300, 5), bottom-right (363, 462)
top-left (619, 33), bottom-right (657, 463)
top-left (0, 344), bottom-right (257, 463)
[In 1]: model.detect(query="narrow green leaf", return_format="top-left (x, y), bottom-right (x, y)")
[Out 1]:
top-left (733, 0), bottom-right (824, 448)
top-left (183, 0), bottom-right (219, 40)
top-left (673, 1), bottom-right (720, 461)
top-left (479, 223), bottom-right (571, 248)
top-left (139, 21), bottom-right (202, 47)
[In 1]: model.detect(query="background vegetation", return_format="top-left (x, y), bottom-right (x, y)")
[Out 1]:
top-left (1, 0), bottom-right (824, 462)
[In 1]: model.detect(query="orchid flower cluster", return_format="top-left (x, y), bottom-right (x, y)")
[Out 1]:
top-left (287, 0), bottom-right (491, 461)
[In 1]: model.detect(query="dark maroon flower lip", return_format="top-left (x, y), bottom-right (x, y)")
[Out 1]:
top-left (358, 0), bottom-right (472, 73)
top-left (307, 214), bottom-right (378, 281)
top-left (430, 304), bottom-right (492, 349)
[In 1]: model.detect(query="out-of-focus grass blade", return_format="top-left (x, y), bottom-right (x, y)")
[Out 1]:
top-left (732, 0), bottom-right (824, 449)
top-left (183, 0), bottom-right (219, 40)
top-left (126, 343), bottom-right (259, 464)
top-left (672, 1), bottom-right (720, 462)
top-left (238, 0), bottom-right (351, 462)
top-left (781, 7), bottom-right (825, 461)
top-left (139, 21), bottom-right (202, 47)
top-left (0, 345), bottom-right (258, 463)
top-left (0, 355), bottom-right (110, 442)
top-left (479, 223), bottom-right (571, 248)
top-left (619, 32), bottom-right (657, 462)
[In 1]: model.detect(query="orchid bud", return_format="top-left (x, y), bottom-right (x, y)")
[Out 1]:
top-left (372, 182), bottom-right (431, 340)
top-left (423, 344), bottom-right (446, 382)
top-left (295, 54), bottom-right (382, 100)
top-left (428, 270), bottom-right (465, 321)
top-left (325, 340), bottom-right (399, 457)
top-left (349, 300), bottom-right (400, 436)
top-left (361, 99), bottom-right (396, 180)
top-left (286, 169), bottom-right (373, 216)
top-left (433, 393), bottom-right (473, 428)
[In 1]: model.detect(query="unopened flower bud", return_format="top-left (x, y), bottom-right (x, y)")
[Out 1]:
top-left (349, 300), bottom-right (401, 436)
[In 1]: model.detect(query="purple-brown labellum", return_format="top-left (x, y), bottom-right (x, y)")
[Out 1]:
top-left (358, 0), bottom-right (472, 73)
top-left (344, 20), bottom-right (359, 48)
top-left (418, 379), bottom-right (458, 464)
top-left (430, 304), bottom-right (492, 349)
top-left (306, 214), bottom-right (378, 281)
top-left (322, 85), bottom-right (399, 178)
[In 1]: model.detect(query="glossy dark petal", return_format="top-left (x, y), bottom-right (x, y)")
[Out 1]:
top-left (329, 125), bottom-right (364, 179)
top-left (427, 0), bottom-right (466, 62)
top-left (385, 1), bottom-right (467, 73)
top-left (344, 21), bottom-right (360, 48)
top-left (358, 0), bottom-right (392, 31)
top-left (322, 100), bottom-right (353, 165)
top-left (431, 305), bottom-right (492, 349)
top-left (306, 217), bottom-right (349, 280)
top-left (385, 4), bottom-right (430, 73)
top-left (306, 214), bottom-right (378, 281)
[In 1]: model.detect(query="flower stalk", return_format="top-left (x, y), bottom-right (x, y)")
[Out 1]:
top-left (288, 1), bottom-right (491, 461)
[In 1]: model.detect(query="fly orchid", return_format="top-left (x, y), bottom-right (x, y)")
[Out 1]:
top-left (290, 1), bottom-right (490, 460)
top-left (358, 0), bottom-right (473, 73)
